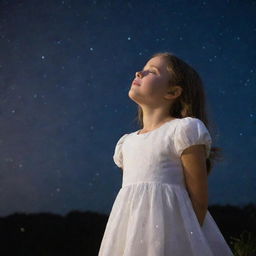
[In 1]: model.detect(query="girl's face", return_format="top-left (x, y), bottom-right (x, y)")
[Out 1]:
top-left (129, 56), bottom-right (171, 106)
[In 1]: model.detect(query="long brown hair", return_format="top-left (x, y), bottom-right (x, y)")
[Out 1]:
top-left (133, 51), bottom-right (223, 175)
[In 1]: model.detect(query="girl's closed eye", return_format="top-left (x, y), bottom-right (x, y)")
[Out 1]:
top-left (143, 69), bottom-right (156, 74)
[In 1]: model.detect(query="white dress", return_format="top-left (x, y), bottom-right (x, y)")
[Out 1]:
top-left (98, 117), bottom-right (234, 256)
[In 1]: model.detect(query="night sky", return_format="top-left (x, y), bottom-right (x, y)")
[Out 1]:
top-left (0, 0), bottom-right (255, 217)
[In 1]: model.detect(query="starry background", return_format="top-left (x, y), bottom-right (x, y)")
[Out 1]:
top-left (0, 0), bottom-right (255, 217)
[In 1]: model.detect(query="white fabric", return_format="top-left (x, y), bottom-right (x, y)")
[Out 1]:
top-left (174, 117), bottom-right (212, 158)
top-left (98, 117), bottom-right (234, 256)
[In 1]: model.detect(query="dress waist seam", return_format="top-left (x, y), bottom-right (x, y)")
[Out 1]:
top-left (122, 181), bottom-right (185, 188)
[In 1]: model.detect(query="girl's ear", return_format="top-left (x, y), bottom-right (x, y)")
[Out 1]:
top-left (166, 86), bottom-right (183, 99)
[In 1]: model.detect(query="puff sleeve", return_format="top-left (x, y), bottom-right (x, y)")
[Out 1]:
top-left (113, 133), bottom-right (129, 168)
top-left (174, 117), bottom-right (212, 158)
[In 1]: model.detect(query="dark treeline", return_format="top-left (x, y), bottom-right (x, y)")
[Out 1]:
top-left (0, 204), bottom-right (255, 256)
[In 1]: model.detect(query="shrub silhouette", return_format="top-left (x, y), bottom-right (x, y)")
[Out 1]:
top-left (0, 204), bottom-right (255, 255)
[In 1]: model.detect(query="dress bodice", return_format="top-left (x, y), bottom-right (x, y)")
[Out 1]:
top-left (113, 117), bottom-right (212, 188)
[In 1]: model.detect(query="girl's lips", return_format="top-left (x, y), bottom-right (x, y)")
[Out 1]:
top-left (132, 81), bottom-right (140, 86)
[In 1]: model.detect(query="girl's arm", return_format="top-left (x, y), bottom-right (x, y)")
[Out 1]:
top-left (180, 144), bottom-right (208, 227)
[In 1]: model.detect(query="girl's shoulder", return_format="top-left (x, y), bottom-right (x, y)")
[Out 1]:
top-left (177, 116), bottom-right (204, 125)
top-left (174, 117), bottom-right (209, 133)
top-left (173, 116), bottom-right (212, 158)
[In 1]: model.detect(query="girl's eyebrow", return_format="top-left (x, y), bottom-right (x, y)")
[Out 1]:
top-left (143, 65), bottom-right (160, 72)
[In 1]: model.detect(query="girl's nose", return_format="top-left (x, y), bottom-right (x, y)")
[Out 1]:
top-left (136, 71), bottom-right (142, 78)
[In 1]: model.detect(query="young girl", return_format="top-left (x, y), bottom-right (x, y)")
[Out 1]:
top-left (98, 52), bottom-right (234, 256)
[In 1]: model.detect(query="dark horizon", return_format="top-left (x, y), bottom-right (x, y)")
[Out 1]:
top-left (1, 204), bottom-right (256, 255)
